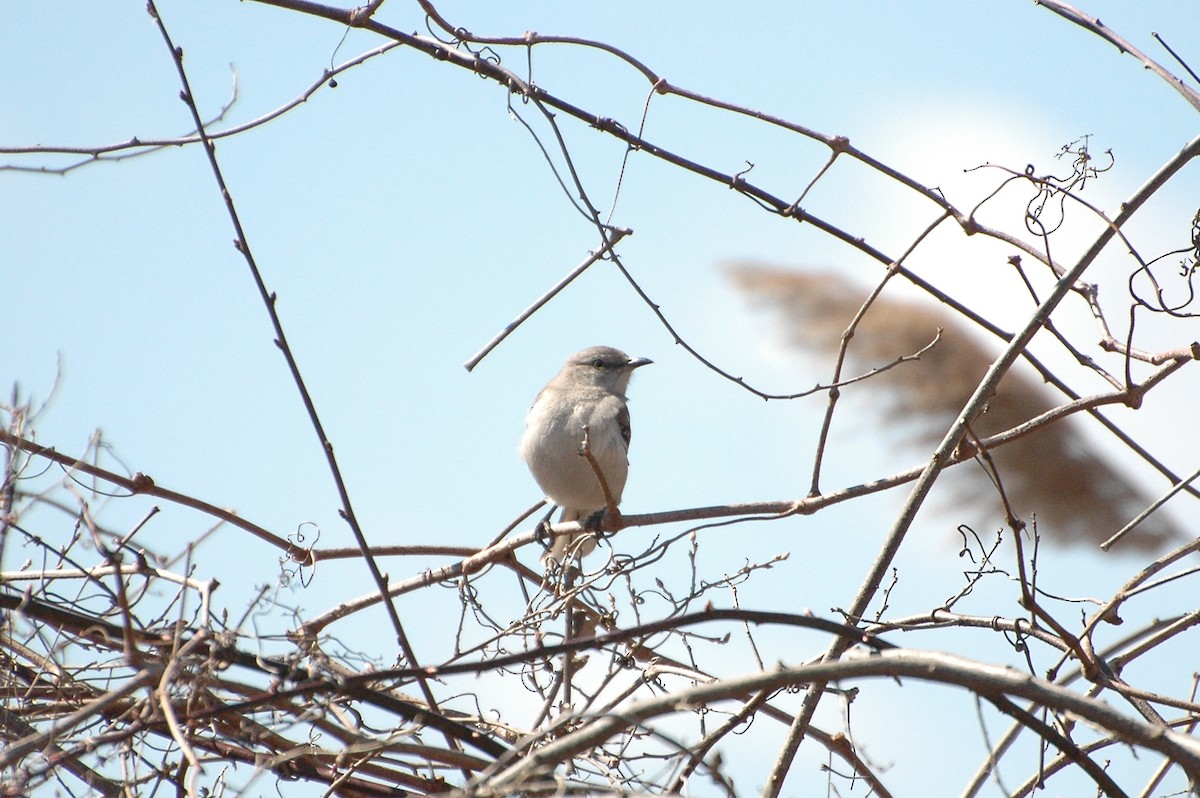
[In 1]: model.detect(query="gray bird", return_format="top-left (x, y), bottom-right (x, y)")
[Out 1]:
top-left (520, 346), bottom-right (652, 562)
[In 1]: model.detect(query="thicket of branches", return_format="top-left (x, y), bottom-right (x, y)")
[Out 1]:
top-left (3, 2), bottom-right (1200, 797)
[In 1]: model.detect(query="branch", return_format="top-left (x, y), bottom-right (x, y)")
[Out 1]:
top-left (1035, 0), bottom-right (1200, 112)
top-left (768, 131), bottom-right (1200, 795)
top-left (0, 428), bottom-right (304, 559)
top-left (482, 650), bottom-right (1200, 792)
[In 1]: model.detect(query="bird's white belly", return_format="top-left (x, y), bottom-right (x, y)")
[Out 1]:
top-left (521, 401), bottom-right (628, 513)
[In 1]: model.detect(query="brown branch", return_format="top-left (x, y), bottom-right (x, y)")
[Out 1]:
top-left (143, 2), bottom-right (447, 734)
top-left (809, 211), bottom-right (951, 496)
top-left (1035, 0), bottom-right (1200, 112)
top-left (767, 132), bottom-right (1200, 796)
top-left (0, 428), bottom-right (304, 559)
top-left (463, 229), bottom-right (632, 372)
top-left (483, 650), bottom-right (1200, 792)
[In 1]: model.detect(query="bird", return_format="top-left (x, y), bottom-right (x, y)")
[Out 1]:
top-left (520, 346), bottom-right (652, 563)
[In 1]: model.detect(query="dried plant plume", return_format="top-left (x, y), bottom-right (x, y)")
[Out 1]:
top-left (727, 260), bottom-right (1184, 553)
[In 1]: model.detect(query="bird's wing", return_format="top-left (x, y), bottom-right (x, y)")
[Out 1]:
top-left (617, 402), bottom-right (631, 452)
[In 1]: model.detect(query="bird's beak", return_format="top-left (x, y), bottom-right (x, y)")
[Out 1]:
top-left (628, 357), bottom-right (653, 369)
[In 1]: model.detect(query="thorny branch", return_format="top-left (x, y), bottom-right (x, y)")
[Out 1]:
top-left (4, 1), bottom-right (1200, 797)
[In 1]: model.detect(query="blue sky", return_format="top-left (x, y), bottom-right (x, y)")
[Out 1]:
top-left (4, 2), bottom-right (1200, 795)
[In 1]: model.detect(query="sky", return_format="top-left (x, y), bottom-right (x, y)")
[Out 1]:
top-left (3, 2), bottom-right (1200, 796)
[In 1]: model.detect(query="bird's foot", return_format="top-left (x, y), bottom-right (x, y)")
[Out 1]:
top-left (583, 507), bottom-right (623, 533)
top-left (534, 506), bottom-right (557, 551)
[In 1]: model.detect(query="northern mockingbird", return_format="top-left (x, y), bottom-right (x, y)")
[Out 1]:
top-left (520, 346), bottom-right (652, 563)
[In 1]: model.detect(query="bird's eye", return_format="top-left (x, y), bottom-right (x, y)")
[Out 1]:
top-left (591, 358), bottom-right (605, 369)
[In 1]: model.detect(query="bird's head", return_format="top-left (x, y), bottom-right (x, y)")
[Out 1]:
top-left (562, 346), bottom-right (652, 393)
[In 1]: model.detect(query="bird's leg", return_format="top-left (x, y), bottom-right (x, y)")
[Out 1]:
top-left (577, 425), bottom-right (623, 533)
top-left (534, 504), bottom-right (558, 553)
